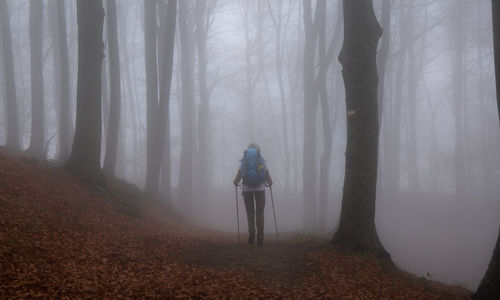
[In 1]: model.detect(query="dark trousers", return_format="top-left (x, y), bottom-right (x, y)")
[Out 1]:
top-left (242, 190), bottom-right (265, 242)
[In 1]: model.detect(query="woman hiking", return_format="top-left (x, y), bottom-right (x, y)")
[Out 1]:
top-left (233, 143), bottom-right (273, 246)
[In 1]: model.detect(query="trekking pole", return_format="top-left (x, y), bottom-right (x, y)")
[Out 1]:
top-left (235, 184), bottom-right (240, 244)
top-left (269, 185), bottom-right (279, 242)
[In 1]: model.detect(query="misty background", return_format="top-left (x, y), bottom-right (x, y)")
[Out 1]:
top-left (1, 0), bottom-right (499, 290)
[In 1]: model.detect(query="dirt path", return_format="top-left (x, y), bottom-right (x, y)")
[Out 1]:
top-left (186, 238), bottom-right (321, 287)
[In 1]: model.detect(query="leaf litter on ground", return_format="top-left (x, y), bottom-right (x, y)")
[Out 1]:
top-left (0, 150), bottom-right (472, 299)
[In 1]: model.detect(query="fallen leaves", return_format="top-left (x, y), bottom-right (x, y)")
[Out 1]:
top-left (0, 151), bottom-right (472, 299)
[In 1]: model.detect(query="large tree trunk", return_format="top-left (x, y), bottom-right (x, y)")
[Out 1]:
top-left (66, 0), bottom-right (105, 184)
top-left (178, 0), bottom-right (195, 214)
top-left (331, 0), bottom-right (391, 261)
top-left (143, 0), bottom-right (160, 195)
top-left (476, 224), bottom-right (500, 299)
top-left (28, 0), bottom-right (44, 158)
top-left (0, 0), bottom-right (20, 150)
top-left (474, 1), bottom-right (500, 298)
top-left (102, 0), bottom-right (122, 176)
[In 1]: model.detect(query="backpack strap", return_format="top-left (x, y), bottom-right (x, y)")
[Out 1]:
top-left (257, 154), bottom-right (266, 182)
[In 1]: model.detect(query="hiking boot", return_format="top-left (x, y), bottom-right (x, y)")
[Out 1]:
top-left (248, 233), bottom-right (255, 244)
top-left (257, 235), bottom-right (263, 246)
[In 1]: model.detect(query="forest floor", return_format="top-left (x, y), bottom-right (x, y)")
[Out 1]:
top-left (0, 149), bottom-right (472, 299)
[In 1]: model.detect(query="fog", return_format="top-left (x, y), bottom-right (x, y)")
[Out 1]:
top-left (1, 0), bottom-right (499, 290)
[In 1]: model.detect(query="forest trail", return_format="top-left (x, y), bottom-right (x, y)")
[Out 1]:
top-left (0, 149), bottom-right (472, 299)
top-left (185, 239), bottom-right (318, 288)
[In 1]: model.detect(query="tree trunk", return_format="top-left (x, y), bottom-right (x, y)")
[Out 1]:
top-left (143, 0), bottom-right (160, 195)
top-left (376, 0), bottom-right (391, 191)
top-left (56, 0), bottom-right (72, 163)
top-left (495, 0), bottom-right (500, 121)
top-left (101, 55), bottom-right (109, 144)
top-left (383, 4), bottom-right (406, 193)
top-left (157, 0), bottom-right (177, 200)
top-left (406, 2), bottom-right (418, 192)
top-left (302, 0), bottom-right (320, 231)
top-left (119, 8), bottom-right (140, 181)
top-left (242, 0), bottom-right (259, 143)
top-left (47, 0), bottom-right (61, 158)
top-left (266, 0), bottom-right (291, 190)
top-left (316, 0), bottom-right (329, 231)
top-left (103, 0), bottom-right (122, 177)
top-left (475, 226), bottom-right (500, 299)
top-left (474, 1), bottom-right (500, 298)
top-left (289, 2), bottom-right (303, 194)
top-left (66, 0), bottom-right (105, 184)
top-left (451, 0), bottom-right (466, 198)
top-left (331, 0), bottom-right (391, 261)
top-left (0, 0), bottom-right (20, 150)
top-left (28, 0), bottom-right (44, 158)
top-left (318, 0), bottom-right (343, 231)
top-left (195, 0), bottom-right (211, 203)
top-left (477, 5), bottom-right (492, 193)
top-left (178, 0), bottom-right (195, 214)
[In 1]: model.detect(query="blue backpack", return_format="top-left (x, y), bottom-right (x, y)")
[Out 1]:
top-left (241, 148), bottom-right (266, 187)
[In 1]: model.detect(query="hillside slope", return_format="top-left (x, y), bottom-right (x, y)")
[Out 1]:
top-left (0, 151), bottom-right (472, 299)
